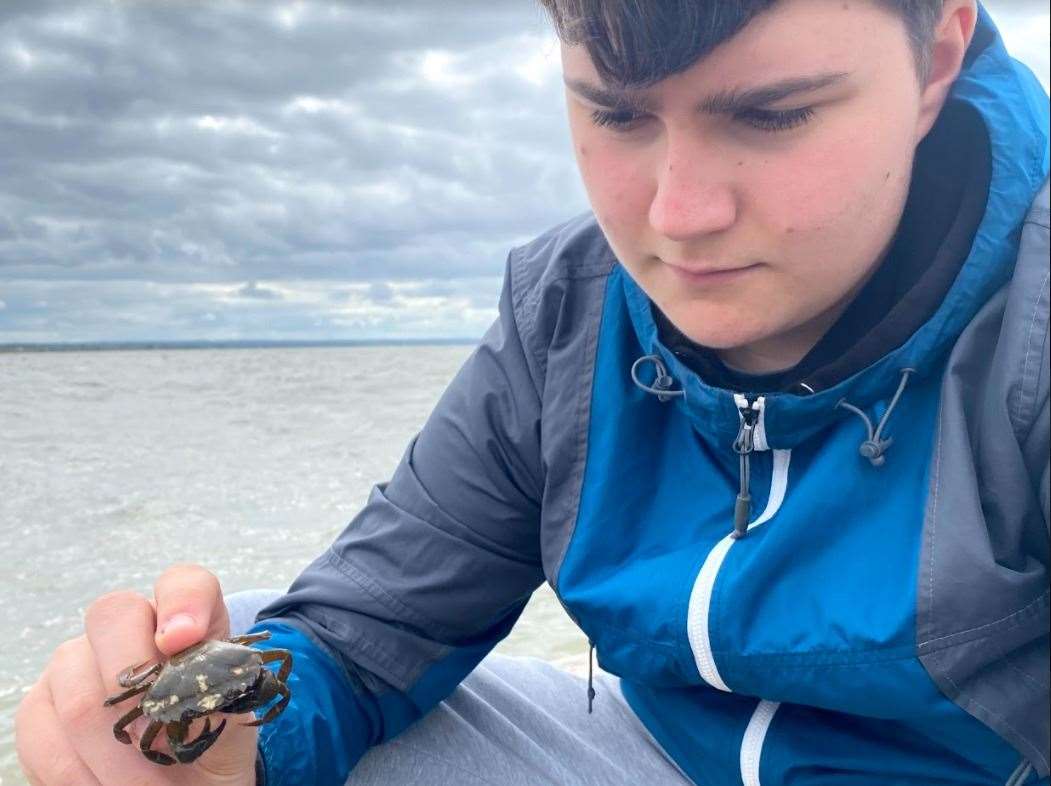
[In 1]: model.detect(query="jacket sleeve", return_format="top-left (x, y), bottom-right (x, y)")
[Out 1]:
top-left (1028, 362), bottom-right (1049, 534)
top-left (1021, 197), bottom-right (1050, 536)
top-left (248, 250), bottom-right (546, 786)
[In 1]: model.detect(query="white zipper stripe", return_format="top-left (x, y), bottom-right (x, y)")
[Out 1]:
top-left (741, 700), bottom-right (781, 786)
top-left (686, 534), bottom-right (735, 691)
top-left (686, 398), bottom-right (791, 785)
top-left (751, 449), bottom-right (790, 528)
top-left (686, 447), bottom-right (791, 689)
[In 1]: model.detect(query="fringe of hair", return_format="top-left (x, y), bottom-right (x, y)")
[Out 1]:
top-left (537, 0), bottom-right (942, 87)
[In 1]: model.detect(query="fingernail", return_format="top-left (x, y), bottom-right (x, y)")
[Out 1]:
top-left (160, 613), bottom-right (196, 636)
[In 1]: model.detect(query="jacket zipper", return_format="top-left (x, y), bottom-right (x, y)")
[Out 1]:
top-left (732, 395), bottom-right (762, 539)
top-left (563, 397), bottom-right (765, 711)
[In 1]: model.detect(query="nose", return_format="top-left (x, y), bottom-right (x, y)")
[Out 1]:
top-left (648, 132), bottom-right (737, 242)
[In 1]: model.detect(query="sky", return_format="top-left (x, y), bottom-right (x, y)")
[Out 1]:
top-left (0, 1), bottom-right (1047, 344)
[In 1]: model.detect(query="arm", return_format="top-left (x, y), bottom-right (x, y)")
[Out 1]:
top-left (250, 250), bottom-right (547, 785)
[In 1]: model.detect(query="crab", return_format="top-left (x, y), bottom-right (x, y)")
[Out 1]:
top-left (102, 630), bottom-right (292, 765)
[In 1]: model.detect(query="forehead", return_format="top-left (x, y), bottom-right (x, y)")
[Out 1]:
top-left (558, 0), bottom-right (905, 90)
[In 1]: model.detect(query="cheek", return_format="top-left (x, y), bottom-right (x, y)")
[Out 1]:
top-left (573, 133), bottom-right (653, 237)
top-left (755, 121), bottom-right (911, 245)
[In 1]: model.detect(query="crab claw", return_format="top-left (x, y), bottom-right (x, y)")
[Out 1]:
top-left (170, 717), bottom-right (228, 764)
top-left (116, 660), bottom-right (161, 688)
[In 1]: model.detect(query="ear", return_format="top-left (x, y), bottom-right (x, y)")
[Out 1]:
top-left (914, 0), bottom-right (978, 143)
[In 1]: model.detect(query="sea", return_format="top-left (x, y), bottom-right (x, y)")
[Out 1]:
top-left (0, 345), bottom-right (586, 784)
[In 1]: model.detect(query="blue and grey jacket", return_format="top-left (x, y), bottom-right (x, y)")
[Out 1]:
top-left (250, 6), bottom-right (1050, 785)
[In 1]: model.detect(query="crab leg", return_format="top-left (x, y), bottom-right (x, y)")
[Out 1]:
top-left (226, 631), bottom-right (271, 646)
top-left (140, 720), bottom-right (176, 766)
top-left (111, 705), bottom-right (144, 744)
top-left (259, 648), bottom-right (293, 682)
top-left (244, 681), bottom-right (290, 727)
top-left (103, 679), bottom-right (152, 707)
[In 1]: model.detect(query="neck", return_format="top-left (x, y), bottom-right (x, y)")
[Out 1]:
top-left (716, 316), bottom-right (836, 375)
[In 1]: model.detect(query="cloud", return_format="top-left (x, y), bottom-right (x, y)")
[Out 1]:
top-left (368, 282), bottom-right (396, 304)
top-left (0, 0), bottom-right (575, 314)
top-left (0, 277), bottom-right (499, 343)
top-left (237, 281), bottom-right (282, 300)
top-left (0, 1), bottom-right (576, 295)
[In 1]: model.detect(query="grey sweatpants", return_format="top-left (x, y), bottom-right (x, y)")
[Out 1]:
top-left (227, 589), bottom-right (695, 786)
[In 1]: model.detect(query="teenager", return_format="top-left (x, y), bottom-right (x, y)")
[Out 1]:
top-left (17, 1), bottom-right (1049, 784)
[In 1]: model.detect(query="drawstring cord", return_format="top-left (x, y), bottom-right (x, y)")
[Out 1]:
top-left (630, 355), bottom-right (685, 402)
top-left (586, 639), bottom-right (596, 714)
top-left (629, 354), bottom-right (914, 539)
top-left (836, 369), bottom-right (914, 467)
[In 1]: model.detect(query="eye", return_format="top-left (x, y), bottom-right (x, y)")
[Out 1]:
top-left (589, 105), bottom-right (816, 134)
top-left (736, 106), bottom-right (815, 132)
top-left (589, 107), bottom-right (646, 131)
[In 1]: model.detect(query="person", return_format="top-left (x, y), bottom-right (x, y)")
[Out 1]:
top-left (15, 0), bottom-right (1049, 783)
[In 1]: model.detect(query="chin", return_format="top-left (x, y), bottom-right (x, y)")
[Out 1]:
top-left (663, 306), bottom-right (775, 352)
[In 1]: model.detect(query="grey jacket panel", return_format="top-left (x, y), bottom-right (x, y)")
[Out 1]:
top-left (259, 248), bottom-right (548, 698)
top-left (918, 179), bottom-right (1051, 776)
top-left (1019, 190), bottom-right (1051, 535)
top-left (1028, 398), bottom-right (1050, 534)
top-left (507, 213), bottom-right (616, 590)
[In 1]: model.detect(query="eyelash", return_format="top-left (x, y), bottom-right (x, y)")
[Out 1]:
top-left (589, 106), bottom-right (815, 133)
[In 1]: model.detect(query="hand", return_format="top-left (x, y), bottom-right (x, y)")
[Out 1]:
top-left (15, 564), bottom-right (259, 786)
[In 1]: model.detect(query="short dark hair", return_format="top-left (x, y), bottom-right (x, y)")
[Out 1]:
top-left (537, 0), bottom-right (943, 88)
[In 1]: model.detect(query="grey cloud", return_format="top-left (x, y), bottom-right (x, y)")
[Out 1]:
top-left (0, 0), bottom-right (582, 309)
top-left (237, 281), bottom-right (282, 300)
top-left (368, 282), bottom-right (395, 303)
top-left (0, 277), bottom-right (500, 343)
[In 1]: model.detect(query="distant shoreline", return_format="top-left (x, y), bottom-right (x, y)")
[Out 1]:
top-left (0, 338), bottom-right (479, 354)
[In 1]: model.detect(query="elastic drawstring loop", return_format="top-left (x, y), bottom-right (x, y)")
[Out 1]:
top-left (836, 368), bottom-right (915, 467)
top-left (630, 355), bottom-right (684, 402)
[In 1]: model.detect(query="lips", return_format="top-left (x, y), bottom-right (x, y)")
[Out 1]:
top-left (663, 260), bottom-right (759, 286)
top-left (664, 260), bottom-right (754, 276)
top-left (672, 265), bottom-right (742, 275)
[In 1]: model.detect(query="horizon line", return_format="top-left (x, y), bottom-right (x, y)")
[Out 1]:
top-left (0, 337), bottom-right (481, 353)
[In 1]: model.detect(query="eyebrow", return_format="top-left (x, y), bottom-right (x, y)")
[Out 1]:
top-left (563, 71), bottom-right (850, 114)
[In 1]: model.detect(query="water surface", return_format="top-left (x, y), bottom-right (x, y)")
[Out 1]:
top-left (0, 346), bottom-right (584, 783)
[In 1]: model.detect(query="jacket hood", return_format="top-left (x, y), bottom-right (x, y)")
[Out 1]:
top-left (621, 1), bottom-right (1051, 450)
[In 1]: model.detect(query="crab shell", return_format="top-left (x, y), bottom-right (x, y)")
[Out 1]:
top-left (139, 639), bottom-right (266, 723)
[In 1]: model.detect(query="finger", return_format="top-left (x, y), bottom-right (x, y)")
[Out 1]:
top-left (84, 590), bottom-right (161, 698)
top-left (153, 564), bottom-right (230, 655)
top-left (15, 681), bottom-right (102, 786)
top-left (46, 637), bottom-right (160, 782)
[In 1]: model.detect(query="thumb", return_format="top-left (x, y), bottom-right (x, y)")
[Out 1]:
top-left (153, 564), bottom-right (230, 655)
